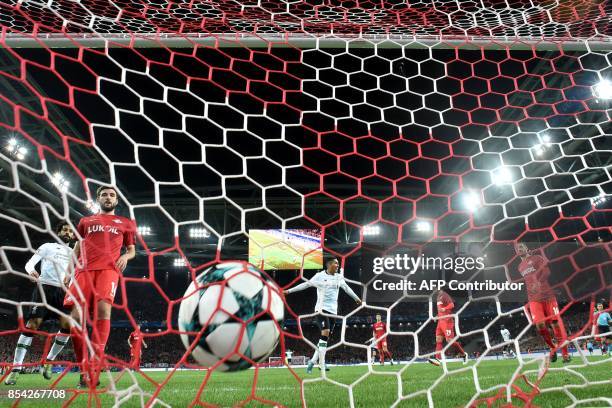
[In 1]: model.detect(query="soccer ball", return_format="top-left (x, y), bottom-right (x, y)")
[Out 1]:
top-left (178, 261), bottom-right (284, 371)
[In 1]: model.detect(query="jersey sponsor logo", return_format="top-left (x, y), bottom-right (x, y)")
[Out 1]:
top-left (87, 225), bottom-right (120, 235)
top-left (520, 264), bottom-right (536, 276)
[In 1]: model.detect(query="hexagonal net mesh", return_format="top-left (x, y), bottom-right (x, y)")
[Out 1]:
top-left (0, 0), bottom-right (611, 407)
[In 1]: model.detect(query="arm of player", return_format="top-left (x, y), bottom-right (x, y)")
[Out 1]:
top-left (73, 240), bottom-right (81, 259)
top-left (24, 250), bottom-right (42, 280)
top-left (340, 280), bottom-right (361, 305)
top-left (438, 301), bottom-right (454, 313)
top-left (64, 257), bottom-right (75, 286)
top-left (25, 245), bottom-right (45, 279)
top-left (116, 245), bottom-right (136, 272)
top-left (283, 281), bottom-right (313, 295)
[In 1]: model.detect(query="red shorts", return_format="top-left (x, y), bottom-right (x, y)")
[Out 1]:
top-left (375, 338), bottom-right (387, 350)
top-left (436, 317), bottom-right (455, 340)
top-left (63, 269), bottom-right (119, 307)
top-left (527, 298), bottom-right (560, 325)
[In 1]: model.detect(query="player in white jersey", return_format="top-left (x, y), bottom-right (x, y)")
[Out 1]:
top-left (285, 349), bottom-right (293, 365)
top-left (500, 325), bottom-right (515, 358)
top-left (284, 258), bottom-right (361, 374)
top-left (5, 222), bottom-right (75, 385)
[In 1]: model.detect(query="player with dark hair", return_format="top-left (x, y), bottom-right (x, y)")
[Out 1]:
top-left (372, 313), bottom-right (394, 365)
top-left (428, 289), bottom-right (468, 366)
top-left (515, 242), bottom-right (571, 363)
top-left (284, 257), bottom-right (361, 374)
top-left (128, 325), bottom-right (148, 370)
top-left (64, 186), bottom-right (137, 387)
top-left (5, 222), bottom-right (75, 385)
top-left (592, 302), bottom-right (611, 356)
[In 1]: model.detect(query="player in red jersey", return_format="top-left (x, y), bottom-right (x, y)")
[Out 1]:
top-left (128, 325), bottom-right (148, 370)
top-left (516, 242), bottom-right (571, 363)
top-left (428, 289), bottom-right (468, 366)
top-left (64, 186), bottom-right (137, 387)
top-left (372, 314), bottom-right (394, 365)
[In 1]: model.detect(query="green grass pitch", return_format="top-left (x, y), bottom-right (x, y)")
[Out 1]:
top-left (1, 357), bottom-right (610, 407)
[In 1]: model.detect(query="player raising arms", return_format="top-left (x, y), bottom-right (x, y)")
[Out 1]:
top-left (592, 302), bottom-right (611, 356)
top-left (515, 242), bottom-right (571, 363)
top-left (128, 325), bottom-right (148, 370)
top-left (428, 289), bottom-right (468, 366)
top-left (372, 313), bottom-right (394, 365)
top-left (64, 186), bottom-right (137, 387)
top-left (5, 222), bottom-right (75, 385)
top-left (284, 258), bottom-right (361, 374)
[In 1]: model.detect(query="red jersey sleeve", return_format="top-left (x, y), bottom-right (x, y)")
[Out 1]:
top-left (123, 220), bottom-right (136, 247)
top-left (77, 218), bottom-right (85, 237)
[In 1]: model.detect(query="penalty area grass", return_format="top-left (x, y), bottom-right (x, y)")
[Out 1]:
top-left (1, 357), bottom-right (610, 407)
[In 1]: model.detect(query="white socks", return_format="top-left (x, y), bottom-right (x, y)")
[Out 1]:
top-left (317, 339), bottom-right (328, 370)
top-left (46, 332), bottom-right (70, 361)
top-left (13, 335), bottom-right (33, 367)
top-left (310, 349), bottom-right (319, 364)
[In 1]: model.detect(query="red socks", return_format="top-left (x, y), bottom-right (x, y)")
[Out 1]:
top-left (552, 323), bottom-right (569, 357)
top-left (93, 319), bottom-right (111, 356)
top-left (379, 351), bottom-right (385, 364)
top-left (70, 326), bottom-right (84, 366)
top-left (453, 342), bottom-right (466, 355)
top-left (435, 342), bottom-right (443, 359)
top-left (538, 326), bottom-right (555, 349)
top-left (436, 342), bottom-right (464, 359)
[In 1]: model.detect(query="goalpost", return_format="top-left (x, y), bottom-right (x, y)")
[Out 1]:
top-left (0, 0), bottom-right (610, 407)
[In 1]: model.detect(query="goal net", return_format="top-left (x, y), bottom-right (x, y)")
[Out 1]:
top-left (0, 0), bottom-right (610, 407)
